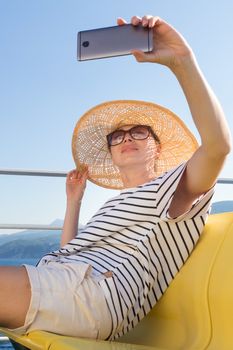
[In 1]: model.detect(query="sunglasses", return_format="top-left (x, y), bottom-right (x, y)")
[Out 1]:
top-left (107, 125), bottom-right (160, 147)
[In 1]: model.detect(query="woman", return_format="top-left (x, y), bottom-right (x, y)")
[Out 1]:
top-left (0, 15), bottom-right (231, 341)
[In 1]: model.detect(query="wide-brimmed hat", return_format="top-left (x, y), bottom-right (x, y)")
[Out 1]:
top-left (72, 100), bottom-right (198, 189)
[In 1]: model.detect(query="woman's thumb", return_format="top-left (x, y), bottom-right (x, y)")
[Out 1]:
top-left (131, 49), bottom-right (159, 63)
top-left (131, 50), bottom-right (147, 62)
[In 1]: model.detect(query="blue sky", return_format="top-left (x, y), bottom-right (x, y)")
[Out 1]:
top-left (0, 1), bottom-right (232, 231)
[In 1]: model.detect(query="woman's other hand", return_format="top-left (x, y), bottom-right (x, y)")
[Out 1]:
top-left (66, 168), bottom-right (88, 205)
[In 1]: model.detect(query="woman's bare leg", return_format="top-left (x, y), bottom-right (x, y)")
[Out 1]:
top-left (0, 266), bottom-right (31, 329)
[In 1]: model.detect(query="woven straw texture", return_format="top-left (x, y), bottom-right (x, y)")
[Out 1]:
top-left (72, 100), bottom-right (198, 189)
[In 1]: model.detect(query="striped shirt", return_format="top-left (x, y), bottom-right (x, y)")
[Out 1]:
top-left (38, 162), bottom-right (214, 340)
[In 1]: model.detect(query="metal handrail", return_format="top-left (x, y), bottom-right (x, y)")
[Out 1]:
top-left (0, 224), bottom-right (63, 230)
top-left (0, 336), bottom-right (9, 342)
top-left (0, 169), bottom-right (67, 177)
top-left (217, 178), bottom-right (233, 184)
top-left (0, 168), bottom-right (232, 230)
top-left (0, 168), bottom-right (232, 183)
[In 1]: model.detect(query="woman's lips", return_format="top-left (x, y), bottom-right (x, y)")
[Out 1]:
top-left (121, 146), bottom-right (138, 153)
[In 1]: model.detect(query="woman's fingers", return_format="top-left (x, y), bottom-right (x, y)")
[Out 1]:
top-left (141, 15), bottom-right (153, 27)
top-left (130, 15), bottom-right (161, 29)
top-left (67, 169), bottom-right (77, 180)
top-left (79, 168), bottom-right (88, 182)
top-left (131, 16), bottom-right (141, 26)
top-left (67, 168), bottom-right (88, 182)
top-left (148, 16), bottom-right (159, 28)
top-left (117, 17), bottom-right (127, 25)
top-left (118, 15), bottom-right (161, 30)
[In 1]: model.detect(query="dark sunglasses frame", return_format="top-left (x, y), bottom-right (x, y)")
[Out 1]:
top-left (107, 125), bottom-right (160, 147)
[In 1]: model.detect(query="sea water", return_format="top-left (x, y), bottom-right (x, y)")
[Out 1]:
top-left (0, 259), bottom-right (38, 266)
top-left (0, 338), bottom-right (13, 350)
top-left (0, 259), bottom-right (38, 349)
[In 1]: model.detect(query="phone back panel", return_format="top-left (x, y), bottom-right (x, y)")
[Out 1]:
top-left (77, 24), bottom-right (153, 61)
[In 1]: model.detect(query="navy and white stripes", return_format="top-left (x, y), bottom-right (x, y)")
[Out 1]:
top-left (38, 162), bottom-right (214, 340)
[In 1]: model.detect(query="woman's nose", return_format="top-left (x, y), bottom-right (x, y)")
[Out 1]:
top-left (123, 131), bottom-right (133, 142)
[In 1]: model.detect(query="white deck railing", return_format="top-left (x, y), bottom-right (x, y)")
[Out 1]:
top-left (0, 168), bottom-right (232, 230)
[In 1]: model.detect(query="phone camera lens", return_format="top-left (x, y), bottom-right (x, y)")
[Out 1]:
top-left (82, 41), bottom-right (89, 48)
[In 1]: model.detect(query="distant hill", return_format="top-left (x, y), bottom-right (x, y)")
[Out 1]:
top-left (0, 222), bottom-right (84, 259)
top-left (0, 235), bottom-right (60, 258)
top-left (0, 219), bottom-right (64, 245)
top-left (0, 228), bottom-right (62, 245)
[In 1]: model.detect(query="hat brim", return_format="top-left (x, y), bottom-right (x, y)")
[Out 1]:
top-left (72, 100), bottom-right (198, 189)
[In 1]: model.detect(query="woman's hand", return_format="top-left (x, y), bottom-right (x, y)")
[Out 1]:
top-left (117, 15), bottom-right (194, 70)
top-left (66, 168), bottom-right (88, 205)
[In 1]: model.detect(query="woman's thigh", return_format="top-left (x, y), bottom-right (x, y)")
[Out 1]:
top-left (0, 266), bottom-right (31, 328)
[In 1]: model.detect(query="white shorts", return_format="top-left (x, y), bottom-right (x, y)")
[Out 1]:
top-left (8, 261), bottom-right (112, 340)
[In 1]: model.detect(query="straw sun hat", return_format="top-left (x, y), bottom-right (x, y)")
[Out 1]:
top-left (72, 100), bottom-right (198, 189)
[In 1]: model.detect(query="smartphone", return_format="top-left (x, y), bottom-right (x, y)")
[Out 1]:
top-left (77, 24), bottom-right (153, 61)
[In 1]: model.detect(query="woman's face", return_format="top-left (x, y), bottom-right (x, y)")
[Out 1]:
top-left (109, 125), bottom-right (160, 172)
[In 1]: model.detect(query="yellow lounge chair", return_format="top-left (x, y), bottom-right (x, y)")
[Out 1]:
top-left (1, 212), bottom-right (233, 350)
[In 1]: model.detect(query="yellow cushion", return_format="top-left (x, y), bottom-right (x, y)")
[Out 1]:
top-left (1, 212), bottom-right (233, 350)
top-left (119, 212), bottom-right (233, 349)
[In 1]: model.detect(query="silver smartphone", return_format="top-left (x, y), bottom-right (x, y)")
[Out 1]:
top-left (77, 24), bottom-right (153, 61)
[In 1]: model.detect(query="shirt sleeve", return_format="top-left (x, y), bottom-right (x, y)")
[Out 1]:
top-left (156, 162), bottom-right (215, 222)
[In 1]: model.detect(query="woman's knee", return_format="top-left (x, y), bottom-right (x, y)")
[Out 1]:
top-left (0, 266), bottom-right (31, 328)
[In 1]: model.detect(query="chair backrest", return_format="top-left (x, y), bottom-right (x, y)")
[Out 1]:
top-left (119, 213), bottom-right (233, 350)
